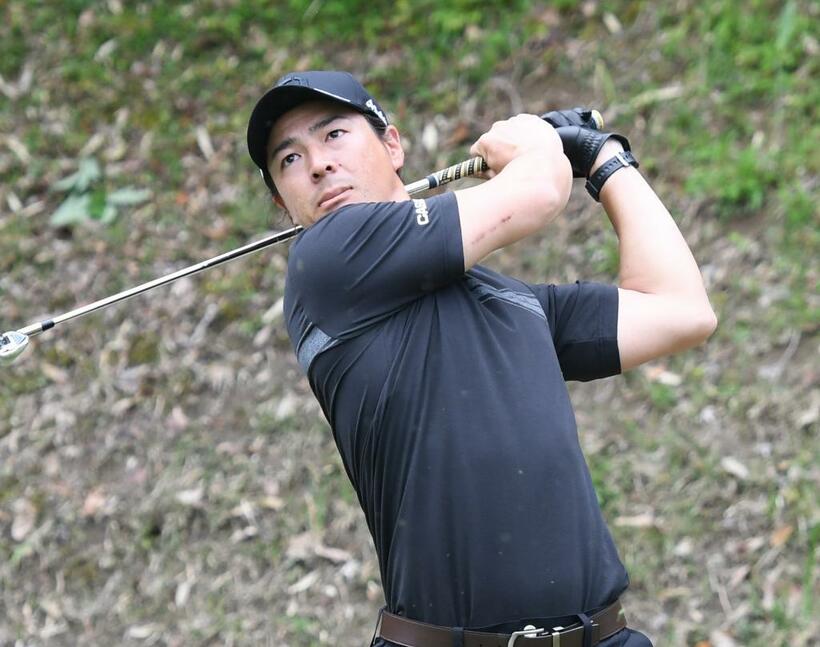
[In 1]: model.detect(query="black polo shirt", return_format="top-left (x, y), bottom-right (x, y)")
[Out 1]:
top-left (284, 192), bottom-right (628, 633)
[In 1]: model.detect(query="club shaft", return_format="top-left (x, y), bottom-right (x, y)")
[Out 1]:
top-left (17, 226), bottom-right (302, 337)
top-left (15, 155), bottom-right (489, 338)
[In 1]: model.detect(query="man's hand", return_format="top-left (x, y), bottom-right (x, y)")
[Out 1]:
top-left (553, 126), bottom-right (632, 178)
top-left (540, 107), bottom-right (602, 130)
top-left (455, 113), bottom-right (572, 270)
top-left (469, 114), bottom-right (566, 176)
top-left (541, 107), bottom-right (629, 178)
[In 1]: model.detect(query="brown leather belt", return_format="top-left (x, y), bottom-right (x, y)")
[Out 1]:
top-left (377, 599), bottom-right (626, 647)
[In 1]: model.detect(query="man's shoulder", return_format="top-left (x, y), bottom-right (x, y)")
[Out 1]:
top-left (288, 193), bottom-right (459, 272)
top-left (296, 193), bottom-right (457, 242)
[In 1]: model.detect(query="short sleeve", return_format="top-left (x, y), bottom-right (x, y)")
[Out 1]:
top-left (529, 281), bottom-right (621, 382)
top-left (286, 192), bottom-right (464, 337)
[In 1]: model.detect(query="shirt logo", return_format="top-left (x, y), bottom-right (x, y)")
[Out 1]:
top-left (413, 199), bottom-right (429, 225)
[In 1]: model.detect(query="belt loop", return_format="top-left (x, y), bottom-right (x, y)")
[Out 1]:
top-left (452, 626), bottom-right (464, 647)
top-left (576, 613), bottom-right (593, 647)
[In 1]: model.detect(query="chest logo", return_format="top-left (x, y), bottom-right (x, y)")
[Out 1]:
top-left (413, 199), bottom-right (429, 225)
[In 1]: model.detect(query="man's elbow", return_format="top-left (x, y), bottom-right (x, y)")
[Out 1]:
top-left (683, 304), bottom-right (718, 346)
top-left (533, 179), bottom-right (571, 227)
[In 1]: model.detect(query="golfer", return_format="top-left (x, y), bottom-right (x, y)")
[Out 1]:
top-left (247, 71), bottom-right (716, 647)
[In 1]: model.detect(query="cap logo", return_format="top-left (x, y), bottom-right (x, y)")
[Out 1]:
top-left (365, 99), bottom-right (388, 125)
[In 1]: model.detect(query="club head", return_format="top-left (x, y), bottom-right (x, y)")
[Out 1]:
top-left (0, 331), bottom-right (29, 366)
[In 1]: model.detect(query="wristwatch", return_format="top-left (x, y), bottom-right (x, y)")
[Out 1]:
top-left (585, 150), bottom-right (639, 201)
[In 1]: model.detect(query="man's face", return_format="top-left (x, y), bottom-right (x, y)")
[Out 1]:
top-left (266, 100), bottom-right (406, 227)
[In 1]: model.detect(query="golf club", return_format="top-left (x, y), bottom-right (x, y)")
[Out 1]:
top-left (1, 109), bottom-right (603, 365)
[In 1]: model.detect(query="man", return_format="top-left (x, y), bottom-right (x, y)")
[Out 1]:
top-left (247, 71), bottom-right (716, 647)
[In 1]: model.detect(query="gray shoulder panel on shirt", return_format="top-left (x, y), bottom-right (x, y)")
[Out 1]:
top-left (465, 275), bottom-right (546, 321)
top-left (296, 275), bottom-right (545, 374)
top-left (296, 324), bottom-right (339, 373)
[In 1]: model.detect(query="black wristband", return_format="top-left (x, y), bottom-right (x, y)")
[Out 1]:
top-left (585, 150), bottom-right (639, 201)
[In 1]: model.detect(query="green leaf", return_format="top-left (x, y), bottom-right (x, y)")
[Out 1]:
top-left (776, 1), bottom-right (797, 53)
top-left (107, 187), bottom-right (152, 205)
top-left (89, 189), bottom-right (108, 219)
top-left (52, 171), bottom-right (82, 192)
top-left (99, 203), bottom-right (118, 223)
top-left (50, 193), bottom-right (92, 227)
top-left (52, 158), bottom-right (101, 193)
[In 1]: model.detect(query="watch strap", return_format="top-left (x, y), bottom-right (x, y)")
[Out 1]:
top-left (585, 150), bottom-right (639, 201)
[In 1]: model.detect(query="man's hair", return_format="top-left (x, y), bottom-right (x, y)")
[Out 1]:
top-left (267, 112), bottom-right (391, 197)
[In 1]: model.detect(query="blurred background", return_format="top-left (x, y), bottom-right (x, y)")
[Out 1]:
top-left (0, 1), bottom-right (817, 645)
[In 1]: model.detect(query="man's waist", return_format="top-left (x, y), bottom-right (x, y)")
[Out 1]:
top-left (376, 598), bottom-right (627, 647)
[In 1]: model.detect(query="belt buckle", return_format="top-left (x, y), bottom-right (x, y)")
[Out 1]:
top-left (507, 624), bottom-right (571, 647)
top-left (507, 625), bottom-right (546, 647)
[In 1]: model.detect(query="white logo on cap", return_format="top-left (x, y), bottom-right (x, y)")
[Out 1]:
top-left (366, 99), bottom-right (388, 125)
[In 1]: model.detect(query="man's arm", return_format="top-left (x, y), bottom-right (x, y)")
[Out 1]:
top-left (454, 114), bottom-right (573, 270)
top-left (591, 140), bottom-right (718, 371)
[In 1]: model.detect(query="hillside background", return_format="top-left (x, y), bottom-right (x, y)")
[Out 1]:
top-left (0, 1), bottom-right (817, 645)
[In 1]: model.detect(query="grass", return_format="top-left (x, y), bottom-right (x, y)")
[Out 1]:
top-left (1, 0), bottom-right (817, 645)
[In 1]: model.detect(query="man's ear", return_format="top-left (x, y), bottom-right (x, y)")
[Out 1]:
top-left (272, 194), bottom-right (294, 224)
top-left (383, 125), bottom-right (405, 172)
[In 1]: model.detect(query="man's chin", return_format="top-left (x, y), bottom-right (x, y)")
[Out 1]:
top-left (317, 188), bottom-right (356, 213)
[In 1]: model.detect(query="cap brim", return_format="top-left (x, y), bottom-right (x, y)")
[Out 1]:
top-left (247, 85), bottom-right (361, 172)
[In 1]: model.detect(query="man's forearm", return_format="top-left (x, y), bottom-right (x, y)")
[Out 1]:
top-left (594, 141), bottom-right (711, 307)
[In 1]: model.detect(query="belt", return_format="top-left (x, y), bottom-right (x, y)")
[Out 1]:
top-left (377, 599), bottom-right (626, 647)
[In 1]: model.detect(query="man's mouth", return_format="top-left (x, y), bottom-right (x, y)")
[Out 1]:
top-left (317, 186), bottom-right (352, 210)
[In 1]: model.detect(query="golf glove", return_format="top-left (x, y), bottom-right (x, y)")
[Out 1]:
top-left (540, 107), bottom-right (602, 130)
top-left (540, 108), bottom-right (632, 179)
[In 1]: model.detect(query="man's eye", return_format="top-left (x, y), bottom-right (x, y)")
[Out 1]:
top-left (327, 129), bottom-right (344, 140)
top-left (281, 152), bottom-right (298, 168)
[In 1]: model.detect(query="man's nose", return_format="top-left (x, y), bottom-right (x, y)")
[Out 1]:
top-left (310, 155), bottom-right (337, 180)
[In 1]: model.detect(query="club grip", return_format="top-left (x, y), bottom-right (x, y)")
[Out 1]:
top-left (405, 156), bottom-right (488, 195)
top-left (404, 108), bottom-right (604, 196)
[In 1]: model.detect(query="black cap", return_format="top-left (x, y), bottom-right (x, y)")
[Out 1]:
top-left (247, 71), bottom-right (389, 191)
